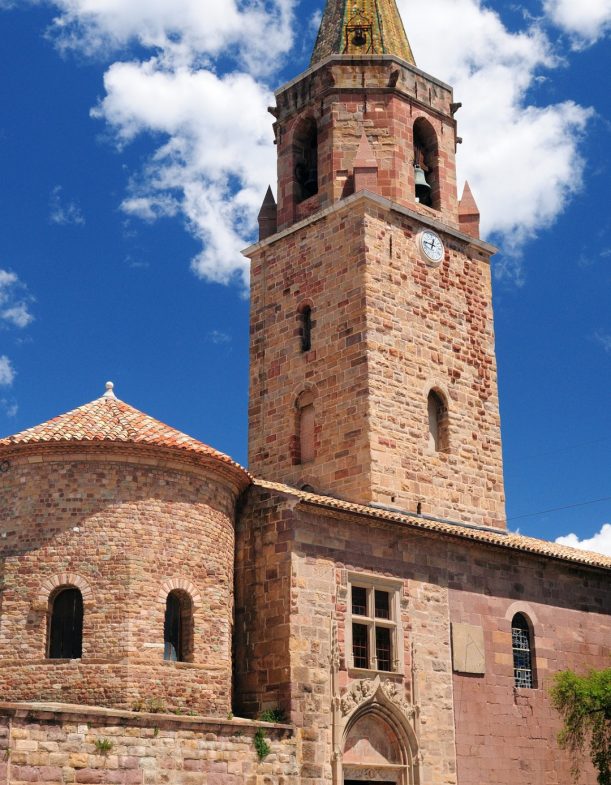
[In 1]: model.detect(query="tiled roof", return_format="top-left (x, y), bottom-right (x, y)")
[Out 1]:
top-left (311, 0), bottom-right (416, 66)
top-left (0, 387), bottom-right (249, 482)
top-left (255, 479), bottom-right (611, 571)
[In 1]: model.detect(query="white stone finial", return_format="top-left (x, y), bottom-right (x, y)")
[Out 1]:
top-left (103, 381), bottom-right (116, 399)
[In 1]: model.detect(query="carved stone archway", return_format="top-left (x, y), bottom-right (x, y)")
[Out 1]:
top-left (332, 678), bottom-right (420, 785)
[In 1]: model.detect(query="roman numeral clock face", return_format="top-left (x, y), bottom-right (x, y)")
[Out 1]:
top-left (419, 230), bottom-right (444, 265)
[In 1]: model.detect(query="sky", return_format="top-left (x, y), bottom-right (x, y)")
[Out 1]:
top-left (0, 0), bottom-right (610, 555)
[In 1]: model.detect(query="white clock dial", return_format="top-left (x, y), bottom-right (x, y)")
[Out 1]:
top-left (420, 230), bottom-right (444, 264)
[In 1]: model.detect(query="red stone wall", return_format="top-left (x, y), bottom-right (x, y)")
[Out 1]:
top-left (0, 446), bottom-right (238, 716)
top-left (274, 57), bottom-right (459, 233)
top-left (235, 486), bottom-right (610, 785)
top-left (450, 560), bottom-right (610, 784)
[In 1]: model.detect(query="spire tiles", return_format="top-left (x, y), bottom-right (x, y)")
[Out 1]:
top-left (311, 0), bottom-right (415, 66)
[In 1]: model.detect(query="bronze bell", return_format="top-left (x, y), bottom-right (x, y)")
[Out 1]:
top-left (414, 165), bottom-right (431, 202)
top-left (352, 26), bottom-right (367, 46)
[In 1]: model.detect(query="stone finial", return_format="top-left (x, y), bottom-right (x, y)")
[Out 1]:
top-left (258, 186), bottom-right (278, 241)
top-left (353, 132), bottom-right (379, 195)
top-left (458, 181), bottom-right (481, 239)
top-left (103, 381), bottom-right (117, 400)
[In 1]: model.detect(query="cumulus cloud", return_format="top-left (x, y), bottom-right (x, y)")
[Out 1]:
top-left (4, 0), bottom-right (599, 288)
top-left (556, 523), bottom-right (611, 556)
top-left (0, 356), bottom-right (15, 386)
top-left (0, 269), bottom-right (34, 328)
top-left (49, 185), bottom-right (85, 226)
top-left (594, 330), bottom-right (611, 353)
top-left (402, 0), bottom-right (593, 280)
top-left (544, 0), bottom-right (611, 47)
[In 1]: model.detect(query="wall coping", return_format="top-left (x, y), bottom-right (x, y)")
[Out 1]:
top-left (0, 701), bottom-right (293, 734)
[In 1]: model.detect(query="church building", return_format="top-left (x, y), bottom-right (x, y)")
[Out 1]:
top-left (0, 1), bottom-right (609, 783)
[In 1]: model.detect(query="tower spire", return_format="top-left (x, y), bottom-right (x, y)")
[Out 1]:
top-left (311, 0), bottom-right (415, 66)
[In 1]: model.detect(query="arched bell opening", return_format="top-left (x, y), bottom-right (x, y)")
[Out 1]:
top-left (341, 703), bottom-right (419, 785)
top-left (293, 117), bottom-right (319, 204)
top-left (412, 118), bottom-right (440, 210)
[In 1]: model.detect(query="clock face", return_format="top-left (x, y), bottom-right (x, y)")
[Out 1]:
top-left (420, 231), bottom-right (444, 264)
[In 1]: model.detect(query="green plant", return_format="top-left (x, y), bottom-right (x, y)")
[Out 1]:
top-left (146, 698), bottom-right (167, 714)
top-left (550, 668), bottom-right (611, 785)
top-left (258, 708), bottom-right (286, 724)
top-left (153, 727), bottom-right (159, 738)
top-left (254, 728), bottom-right (271, 761)
top-left (227, 711), bottom-right (234, 720)
top-left (94, 738), bottom-right (113, 755)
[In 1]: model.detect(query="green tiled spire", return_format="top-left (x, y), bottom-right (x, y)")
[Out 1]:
top-left (311, 0), bottom-right (416, 66)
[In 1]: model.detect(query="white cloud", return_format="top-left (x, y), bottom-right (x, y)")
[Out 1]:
top-left (401, 0), bottom-right (593, 281)
top-left (556, 523), bottom-right (611, 556)
top-left (93, 62), bottom-right (276, 287)
top-left (49, 185), bottom-right (85, 226)
top-left (5, 0), bottom-right (598, 288)
top-left (594, 330), bottom-right (611, 353)
top-left (544, 0), bottom-right (611, 47)
top-left (0, 356), bottom-right (15, 386)
top-left (206, 329), bottom-right (231, 345)
top-left (0, 269), bottom-right (34, 328)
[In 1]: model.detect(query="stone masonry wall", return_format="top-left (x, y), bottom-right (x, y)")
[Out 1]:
top-left (0, 448), bottom-right (238, 716)
top-left (0, 703), bottom-right (297, 785)
top-left (248, 199), bottom-right (373, 503)
top-left (450, 555), bottom-right (610, 784)
top-left (363, 205), bottom-right (505, 526)
top-left (274, 58), bottom-right (459, 232)
top-left (236, 485), bottom-right (610, 785)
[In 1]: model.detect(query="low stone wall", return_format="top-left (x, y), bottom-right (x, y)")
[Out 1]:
top-left (0, 702), bottom-right (298, 784)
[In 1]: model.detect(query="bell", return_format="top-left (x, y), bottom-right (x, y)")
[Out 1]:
top-left (352, 26), bottom-right (367, 46)
top-left (414, 165), bottom-right (431, 202)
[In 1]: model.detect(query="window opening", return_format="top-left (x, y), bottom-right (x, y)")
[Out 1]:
top-left (512, 613), bottom-right (534, 688)
top-left (48, 588), bottom-right (83, 660)
top-left (294, 119), bottom-right (318, 203)
top-left (301, 306), bottom-right (312, 352)
top-left (349, 582), bottom-right (399, 672)
top-left (164, 591), bottom-right (193, 663)
top-left (428, 390), bottom-right (448, 452)
top-left (413, 118), bottom-right (439, 209)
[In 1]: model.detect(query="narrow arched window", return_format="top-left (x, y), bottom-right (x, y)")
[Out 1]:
top-left (512, 613), bottom-right (534, 688)
top-left (164, 591), bottom-right (194, 663)
top-left (294, 118), bottom-right (318, 203)
top-left (48, 587), bottom-right (83, 660)
top-left (428, 390), bottom-right (448, 452)
top-left (297, 390), bottom-right (316, 464)
top-left (413, 118), bottom-right (440, 209)
top-left (300, 306), bottom-right (312, 352)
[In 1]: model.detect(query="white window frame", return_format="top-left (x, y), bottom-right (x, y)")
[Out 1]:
top-left (346, 573), bottom-right (404, 675)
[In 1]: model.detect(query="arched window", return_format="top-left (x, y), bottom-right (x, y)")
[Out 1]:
top-left (294, 118), bottom-right (318, 203)
top-left (413, 118), bottom-right (440, 209)
top-left (300, 305), bottom-right (313, 352)
top-left (48, 587), bottom-right (83, 660)
top-left (297, 390), bottom-right (316, 464)
top-left (427, 390), bottom-right (448, 452)
top-left (164, 591), bottom-right (194, 663)
top-left (512, 613), bottom-right (534, 688)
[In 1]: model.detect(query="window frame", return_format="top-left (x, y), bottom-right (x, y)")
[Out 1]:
top-left (345, 573), bottom-right (404, 675)
top-left (511, 613), bottom-right (536, 689)
top-left (47, 586), bottom-right (84, 661)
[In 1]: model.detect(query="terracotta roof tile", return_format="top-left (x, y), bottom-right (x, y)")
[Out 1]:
top-left (255, 479), bottom-right (611, 571)
top-left (0, 390), bottom-right (249, 481)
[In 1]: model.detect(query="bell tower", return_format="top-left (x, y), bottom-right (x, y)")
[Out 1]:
top-left (246, 0), bottom-right (506, 528)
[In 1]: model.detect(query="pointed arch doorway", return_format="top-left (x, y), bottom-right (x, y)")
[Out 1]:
top-left (334, 678), bottom-right (420, 785)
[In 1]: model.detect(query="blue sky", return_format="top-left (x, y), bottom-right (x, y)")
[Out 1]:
top-left (0, 0), bottom-right (609, 553)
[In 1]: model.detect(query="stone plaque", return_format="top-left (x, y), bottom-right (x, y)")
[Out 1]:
top-left (451, 622), bottom-right (485, 674)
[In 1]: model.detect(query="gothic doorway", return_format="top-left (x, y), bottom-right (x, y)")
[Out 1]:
top-left (341, 710), bottom-right (413, 784)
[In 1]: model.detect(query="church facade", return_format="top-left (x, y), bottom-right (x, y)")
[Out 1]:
top-left (0, 1), bottom-right (609, 783)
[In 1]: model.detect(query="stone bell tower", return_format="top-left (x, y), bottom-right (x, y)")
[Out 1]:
top-left (245, 0), bottom-right (506, 528)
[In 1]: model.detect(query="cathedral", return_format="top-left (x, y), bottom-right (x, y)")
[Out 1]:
top-left (0, 0), bottom-right (609, 783)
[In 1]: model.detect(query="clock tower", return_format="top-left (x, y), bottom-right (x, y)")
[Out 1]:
top-left (245, 0), bottom-right (506, 528)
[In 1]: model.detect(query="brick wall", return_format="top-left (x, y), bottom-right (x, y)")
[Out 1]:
top-left (0, 702), bottom-right (297, 785)
top-left (0, 446), bottom-right (240, 716)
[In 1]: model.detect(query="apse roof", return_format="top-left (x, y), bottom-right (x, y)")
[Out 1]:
top-left (0, 382), bottom-right (249, 481)
top-left (311, 0), bottom-right (415, 66)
